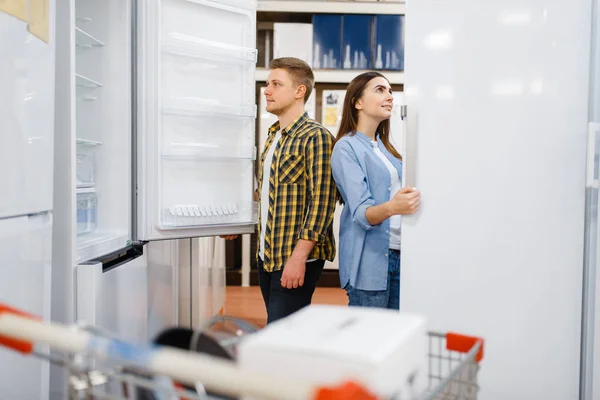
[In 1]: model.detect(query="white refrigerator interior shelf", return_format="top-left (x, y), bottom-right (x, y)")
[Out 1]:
top-left (77, 188), bottom-right (98, 236)
top-left (75, 27), bottom-right (105, 47)
top-left (76, 139), bottom-right (102, 187)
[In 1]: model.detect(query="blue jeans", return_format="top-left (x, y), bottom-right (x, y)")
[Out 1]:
top-left (346, 249), bottom-right (400, 310)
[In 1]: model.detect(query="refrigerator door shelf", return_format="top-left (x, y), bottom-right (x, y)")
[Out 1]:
top-left (159, 158), bottom-right (255, 230)
top-left (162, 39), bottom-right (256, 63)
top-left (162, 50), bottom-right (255, 111)
top-left (160, 201), bottom-right (258, 229)
top-left (163, 98), bottom-right (256, 118)
top-left (161, 0), bottom-right (256, 50)
top-left (161, 144), bottom-right (256, 160)
top-left (161, 112), bottom-right (255, 159)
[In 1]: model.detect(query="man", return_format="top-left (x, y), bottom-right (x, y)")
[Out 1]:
top-left (223, 57), bottom-right (337, 324)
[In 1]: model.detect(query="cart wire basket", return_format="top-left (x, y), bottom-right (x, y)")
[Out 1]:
top-left (0, 303), bottom-right (484, 400)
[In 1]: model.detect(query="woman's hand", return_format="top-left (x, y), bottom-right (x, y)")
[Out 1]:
top-left (388, 187), bottom-right (421, 215)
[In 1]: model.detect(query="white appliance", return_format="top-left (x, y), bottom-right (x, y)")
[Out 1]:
top-left (0, 2), bottom-right (56, 399)
top-left (51, 0), bottom-right (259, 397)
top-left (401, 1), bottom-right (595, 399)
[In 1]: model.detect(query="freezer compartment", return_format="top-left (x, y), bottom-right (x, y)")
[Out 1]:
top-left (76, 139), bottom-right (101, 187)
top-left (77, 188), bottom-right (98, 236)
top-left (161, 0), bottom-right (256, 50)
top-left (161, 112), bottom-right (255, 159)
top-left (161, 46), bottom-right (256, 113)
top-left (159, 158), bottom-right (256, 229)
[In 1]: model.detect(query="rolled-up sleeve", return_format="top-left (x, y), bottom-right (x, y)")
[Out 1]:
top-left (299, 129), bottom-right (337, 242)
top-left (331, 140), bottom-right (376, 230)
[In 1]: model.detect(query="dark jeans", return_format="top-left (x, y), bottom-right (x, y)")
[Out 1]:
top-left (257, 258), bottom-right (325, 324)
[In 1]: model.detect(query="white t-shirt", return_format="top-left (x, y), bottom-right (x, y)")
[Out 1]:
top-left (259, 131), bottom-right (282, 260)
top-left (372, 141), bottom-right (402, 250)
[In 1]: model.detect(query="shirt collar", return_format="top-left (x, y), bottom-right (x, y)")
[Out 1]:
top-left (268, 112), bottom-right (309, 137)
top-left (353, 130), bottom-right (380, 144)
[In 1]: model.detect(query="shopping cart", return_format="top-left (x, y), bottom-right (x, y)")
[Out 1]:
top-left (0, 303), bottom-right (484, 400)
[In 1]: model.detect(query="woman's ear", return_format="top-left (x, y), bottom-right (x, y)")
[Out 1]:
top-left (354, 98), bottom-right (363, 110)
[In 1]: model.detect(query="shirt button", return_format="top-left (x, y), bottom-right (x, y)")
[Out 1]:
top-left (385, 253), bottom-right (389, 257)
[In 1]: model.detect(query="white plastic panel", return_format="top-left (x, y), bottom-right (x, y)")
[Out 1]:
top-left (0, 213), bottom-right (52, 400)
top-left (401, 1), bottom-right (591, 399)
top-left (76, 255), bottom-right (149, 345)
top-left (161, 0), bottom-right (256, 49)
top-left (0, 6), bottom-right (55, 219)
top-left (138, 0), bottom-right (258, 241)
top-left (161, 158), bottom-right (256, 228)
top-left (75, 0), bottom-right (132, 262)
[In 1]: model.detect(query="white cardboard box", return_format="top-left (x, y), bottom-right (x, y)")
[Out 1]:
top-left (273, 23), bottom-right (313, 66)
top-left (237, 305), bottom-right (428, 399)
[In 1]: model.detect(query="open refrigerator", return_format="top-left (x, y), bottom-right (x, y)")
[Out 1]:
top-left (52, 0), bottom-right (258, 397)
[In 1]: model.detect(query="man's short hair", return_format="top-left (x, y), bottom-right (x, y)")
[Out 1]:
top-left (269, 57), bottom-right (315, 103)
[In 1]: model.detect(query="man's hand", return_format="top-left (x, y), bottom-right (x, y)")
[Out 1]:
top-left (280, 256), bottom-right (306, 289)
top-left (219, 235), bottom-right (238, 240)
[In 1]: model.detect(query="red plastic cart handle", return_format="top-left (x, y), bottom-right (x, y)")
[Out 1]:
top-left (0, 304), bottom-right (38, 354)
top-left (314, 381), bottom-right (378, 400)
top-left (446, 332), bottom-right (485, 363)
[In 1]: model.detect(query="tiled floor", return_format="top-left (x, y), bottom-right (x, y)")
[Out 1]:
top-left (224, 286), bottom-right (347, 328)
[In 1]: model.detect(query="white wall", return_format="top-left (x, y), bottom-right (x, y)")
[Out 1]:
top-left (402, 1), bottom-right (591, 399)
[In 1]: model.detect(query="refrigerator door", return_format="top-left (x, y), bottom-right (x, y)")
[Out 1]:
top-left (401, 2), bottom-right (590, 399)
top-left (0, 6), bottom-right (55, 219)
top-left (137, 0), bottom-right (259, 241)
top-left (0, 213), bottom-right (52, 400)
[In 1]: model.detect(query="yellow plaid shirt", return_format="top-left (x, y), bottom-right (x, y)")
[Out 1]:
top-left (257, 112), bottom-right (337, 272)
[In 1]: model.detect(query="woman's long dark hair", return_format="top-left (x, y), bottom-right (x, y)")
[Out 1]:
top-left (335, 71), bottom-right (401, 160)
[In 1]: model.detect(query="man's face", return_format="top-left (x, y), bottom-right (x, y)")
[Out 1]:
top-left (264, 68), bottom-right (299, 116)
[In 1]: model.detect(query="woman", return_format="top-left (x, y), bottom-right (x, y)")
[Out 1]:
top-left (331, 72), bottom-right (421, 310)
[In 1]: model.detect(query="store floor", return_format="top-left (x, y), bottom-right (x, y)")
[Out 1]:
top-left (224, 286), bottom-right (347, 328)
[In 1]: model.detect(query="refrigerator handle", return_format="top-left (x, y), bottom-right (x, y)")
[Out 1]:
top-left (587, 123), bottom-right (600, 189)
top-left (87, 242), bottom-right (146, 273)
top-left (402, 104), bottom-right (417, 189)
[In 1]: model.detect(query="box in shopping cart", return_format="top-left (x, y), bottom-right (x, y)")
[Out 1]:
top-left (237, 305), bottom-right (429, 399)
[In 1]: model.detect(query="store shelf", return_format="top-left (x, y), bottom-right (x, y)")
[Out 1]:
top-left (257, 1), bottom-right (405, 15)
top-left (256, 68), bottom-right (404, 84)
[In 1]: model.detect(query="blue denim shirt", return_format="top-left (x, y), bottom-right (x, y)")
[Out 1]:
top-left (331, 131), bottom-right (403, 291)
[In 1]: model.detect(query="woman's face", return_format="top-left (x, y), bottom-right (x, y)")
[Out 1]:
top-left (355, 77), bottom-right (393, 122)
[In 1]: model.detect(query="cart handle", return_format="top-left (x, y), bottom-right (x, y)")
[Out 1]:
top-left (0, 304), bottom-right (38, 354)
top-left (446, 332), bottom-right (484, 362)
